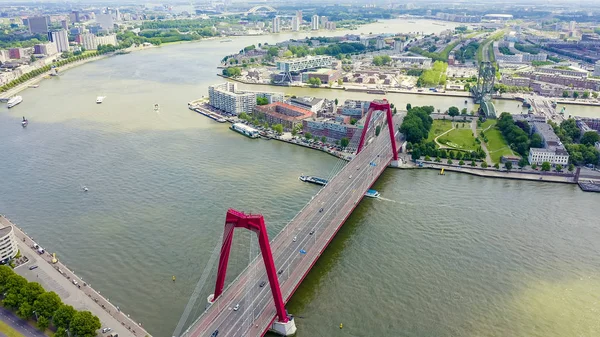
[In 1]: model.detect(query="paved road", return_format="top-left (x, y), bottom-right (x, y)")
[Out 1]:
top-left (0, 307), bottom-right (46, 337)
top-left (1, 216), bottom-right (151, 337)
top-left (182, 114), bottom-right (402, 337)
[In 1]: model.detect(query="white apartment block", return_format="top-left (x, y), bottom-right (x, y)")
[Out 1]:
top-left (96, 34), bottom-right (118, 46)
top-left (0, 225), bottom-right (18, 263)
top-left (48, 30), bottom-right (69, 52)
top-left (272, 17), bottom-right (281, 33)
top-left (291, 17), bottom-right (300, 31)
top-left (208, 82), bottom-right (283, 115)
top-left (80, 33), bottom-right (98, 50)
top-left (311, 15), bottom-right (319, 30)
top-left (528, 147), bottom-right (569, 166)
top-left (276, 55), bottom-right (334, 72)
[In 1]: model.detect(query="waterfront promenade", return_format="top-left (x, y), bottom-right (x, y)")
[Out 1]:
top-left (0, 215), bottom-right (152, 337)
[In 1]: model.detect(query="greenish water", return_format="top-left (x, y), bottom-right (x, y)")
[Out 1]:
top-left (1, 20), bottom-right (599, 337)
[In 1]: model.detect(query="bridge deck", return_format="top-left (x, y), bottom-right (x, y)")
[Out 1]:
top-left (183, 115), bottom-right (401, 337)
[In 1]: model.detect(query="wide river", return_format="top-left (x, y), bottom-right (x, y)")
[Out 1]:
top-left (1, 19), bottom-right (600, 337)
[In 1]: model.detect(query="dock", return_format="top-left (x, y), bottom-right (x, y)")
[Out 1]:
top-left (578, 181), bottom-right (600, 193)
top-left (0, 215), bottom-right (153, 337)
top-left (187, 101), bottom-right (227, 123)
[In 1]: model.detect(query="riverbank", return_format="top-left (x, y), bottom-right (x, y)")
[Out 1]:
top-left (0, 215), bottom-right (153, 337)
top-left (219, 74), bottom-right (474, 98)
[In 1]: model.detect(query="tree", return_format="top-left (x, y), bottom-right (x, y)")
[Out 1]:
top-left (448, 106), bottom-right (459, 119)
top-left (337, 79), bottom-right (343, 86)
top-left (70, 311), bottom-right (101, 337)
top-left (272, 124), bottom-right (283, 134)
top-left (291, 128), bottom-right (297, 136)
top-left (238, 112), bottom-right (248, 120)
top-left (481, 162), bottom-right (488, 168)
top-left (334, 98), bottom-right (339, 105)
top-left (282, 50), bottom-right (293, 58)
top-left (562, 91), bottom-right (569, 98)
top-left (555, 164), bottom-right (563, 172)
top-left (447, 159), bottom-right (453, 164)
top-left (573, 91), bottom-right (579, 99)
top-left (541, 161), bottom-right (551, 171)
top-left (583, 91), bottom-right (590, 99)
top-left (256, 97), bottom-right (269, 105)
top-left (531, 163), bottom-right (538, 170)
top-left (505, 161), bottom-right (513, 171)
top-left (321, 136), bottom-right (327, 143)
top-left (53, 305), bottom-right (76, 330)
top-left (372, 56), bottom-right (383, 66)
top-left (222, 67), bottom-right (241, 77)
top-left (471, 160), bottom-right (476, 166)
top-left (307, 77), bottom-right (321, 87)
top-left (304, 132), bottom-right (312, 140)
top-left (581, 131), bottom-right (600, 146)
top-left (458, 160), bottom-right (464, 166)
top-left (461, 108), bottom-right (468, 115)
top-left (530, 133), bottom-right (543, 148)
top-left (494, 163), bottom-right (500, 169)
top-left (340, 137), bottom-right (350, 148)
top-left (518, 158), bottom-right (528, 169)
top-left (350, 118), bottom-right (357, 125)
top-left (406, 103), bottom-right (412, 111)
top-left (37, 316), bottom-right (50, 331)
top-left (568, 163), bottom-right (575, 172)
top-left (33, 291), bottom-right (62, 319)
top-left (375, 125), bottom-right (381, 136)
top-left (17, 302), bottom-right (33, 319)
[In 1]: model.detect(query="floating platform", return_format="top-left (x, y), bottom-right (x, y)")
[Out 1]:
top-left (578, 181), bottom-right (600, 193)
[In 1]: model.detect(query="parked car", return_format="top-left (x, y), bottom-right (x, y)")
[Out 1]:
top-left (278, 269), bottom-right (283, 275)
top-left (233, 304), bottom-right (240, 311)
top-left (211, 330), bottom-right (219, 337)
top-left (29, 265), bottom-right (38, 270)
top-left (102, 328), bottom-right (112, 333)
top-left (309, 230), bottom-right (315, 235)
top-left (259, 281), bottom-right (267, 288)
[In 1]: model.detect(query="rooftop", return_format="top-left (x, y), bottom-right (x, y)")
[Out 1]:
top-left (254, 102), bottom-right (313, 122)
top-left (533, 122), bottom-right (561, 145)
top-left (0, 225), bottom-right (12, 238)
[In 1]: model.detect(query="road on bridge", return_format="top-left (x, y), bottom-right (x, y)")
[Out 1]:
top-left (182, 114), bottom-right (403, 337)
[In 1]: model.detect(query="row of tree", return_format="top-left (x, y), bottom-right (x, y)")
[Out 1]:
top-left (496, 112), bottom-right (537, 156)
top-left (0, 51), bottom-right (101, 92)
top-left (0, 266), bottom-right (101, 337)
top-left (409, 141), bottom-right (487, 162)
top-left (222, 67), bottom-right (241, 77)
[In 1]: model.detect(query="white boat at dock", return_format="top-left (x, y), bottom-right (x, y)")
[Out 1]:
top-left (28, 84), bottom-right (39, 88)
top-left (96, 96), bottom-right (105, 104)
top-left (7, 96), bottom-right (23, 108)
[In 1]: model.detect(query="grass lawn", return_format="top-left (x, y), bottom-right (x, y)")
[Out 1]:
top-left (0, 320), bottom-right (25, 337)
top-left (486, 127), bottom-right (516, 163)
top-left (478, 119), bottom-right (496, 131)
top-left (439, 127), bottom-right (479, 151)
top-left (427, 120), bottom-right (453, 142)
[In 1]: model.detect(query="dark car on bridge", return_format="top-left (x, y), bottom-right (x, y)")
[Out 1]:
top-left (211, 330), bottom-right (219, 337)
top-left (259, 281), bottom-right (267, 287)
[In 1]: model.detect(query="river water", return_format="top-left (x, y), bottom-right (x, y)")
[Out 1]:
top-left (1, 19), bottom-right (600, 337)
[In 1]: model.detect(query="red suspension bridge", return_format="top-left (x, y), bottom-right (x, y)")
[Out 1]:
top-left (180, 100), bottom-right (402, 337)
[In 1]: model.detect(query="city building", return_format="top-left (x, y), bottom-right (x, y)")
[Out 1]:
top-left (339, 100), bottom-right (370, 118)
top-left (78, 33), bottom-right (98, 50)
top-left (320, 16), bottom-right (328, 29)
top-left (303, 118), bottom-right (359, 143)
top-left (8, 48), bottom-right (23, 59)
top-left (594, 61), bottom-right (600, 77)
top-left (208, 82), bottom-right (283, 115)
top-left (33, 43), bottom-right (58, 56)
top-left (0, 224), bottom-right (18, 264)
top-left (96, 34), bottom-right (118, 46)
top-left (301, 68), bottom-right (342, 84)
top-left (311, 15), bottom-right (319, 30)
top-left (272, 17), bottom-right (281, 33)
top-left (253, 102), bottom-right (313, 130)
top-left (291, 16), bottom-right (300, 32)
top-left (48, 30), bottom-right (69, 52)
top-left (27, 16), bottom-right (49, 34)
top-left (276, 55), bottom-right (334, 73)
top-left (528, 122), bottom-right (569, 166)
top-left (61, 19), bottom-right (68, 30)
top-left (296, 10), bottom-right (302, 23)
top-left (289, 97), bottom-right (325, 113)
top-left (390, 55), bottom-right (432, 68)
top-left (70, 11), bottom-right (80, 23)
top-left (325, 22), bottom-right (336, 30)
top-left (96, 12), bottom-right (114, 31)
top-left (569, 21), bottom-right (576, 31)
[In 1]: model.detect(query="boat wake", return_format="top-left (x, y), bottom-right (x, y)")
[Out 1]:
top-left (377, 197), bottom-right (397, 203)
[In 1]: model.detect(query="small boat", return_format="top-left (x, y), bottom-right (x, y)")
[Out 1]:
top-left (96, 96), bottom-right (105, 104)
top-left (154, 103), bottom-right (159, 111)
top-left (172, 275), bottom-right (176, 282)
top-left (28, 84), bottom-right (39, 88)
top-left (82, 186), bottom-right (89, 192)
top-left (7, 96), bottom-right (23, 108)
top-left (21, 117), bottom-right (28, 127)
top-left (216, 118), bottom-right (226, 123)
top-left (299, 175), bottom-right (328, 186)
top-left (439, 168), bottom-right (445, 175)
top-left (365, 189), bottom-right (380, 198)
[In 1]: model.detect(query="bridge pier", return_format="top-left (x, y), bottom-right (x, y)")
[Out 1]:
top-left (270, 317), bottom-right (297, 336)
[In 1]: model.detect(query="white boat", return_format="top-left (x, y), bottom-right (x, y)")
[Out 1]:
top-left (216, 118), bottom-right (226, 123)
top-left (96, 96), bottom-right (105, 104)
top-left (28, 84), bottom-right (39, 88)
top-left (154, 103), bottom-right (159, 110)
top-left (21, 118), bottom-right (28, 127)
top-left (365, 189), bottom-right (380, 198)
top-left (7, 96), bottom-right (23, 108)
top-left (83, 186), bottom-right (89, 192)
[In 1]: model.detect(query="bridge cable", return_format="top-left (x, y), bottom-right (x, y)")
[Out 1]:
top-left (173, 241), bottom-right (221, 337)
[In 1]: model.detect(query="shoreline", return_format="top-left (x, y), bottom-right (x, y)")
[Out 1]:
top-left (0, 215), bottom-right (153, 337)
